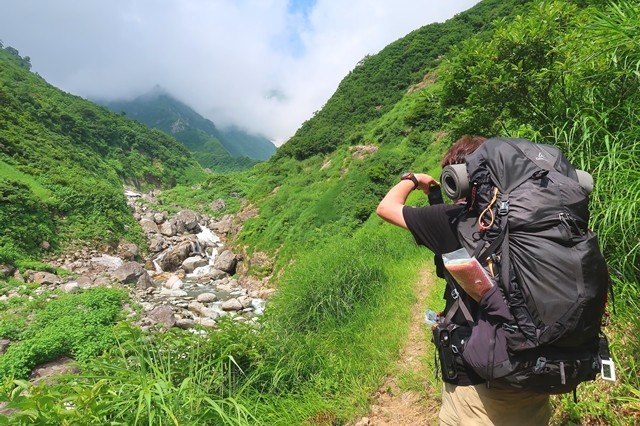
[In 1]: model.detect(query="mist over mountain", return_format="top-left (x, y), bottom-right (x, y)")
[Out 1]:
top-left (100, 86), bottom-right (276, 172)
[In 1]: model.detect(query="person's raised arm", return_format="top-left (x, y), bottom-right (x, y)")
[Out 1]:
top-left (376, 173), bottom-right (439, 229)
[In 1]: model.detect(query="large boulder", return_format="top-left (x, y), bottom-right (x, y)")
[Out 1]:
top-left (118, 243), bottom-right (139, 261)
top-left (174, 210), bottom-right (201, 233)
top-left (90, 255), bottom-right (124, 271)
top-left (221, 298), bottom-right (243, 312)
top-left (32, 271), bottom-right (61, 285)
top-left (159, 221), bottom-right (177, 237)
top-left (196, 293), bottom-right (217, 303)
top-left (153, 212), bottom-right (165, 224)
top-left (213, 250), bottom-right (237, 274)
top-left (159, 242), bottom-right (192, 271)
top-left (182, 256), bottom-right (209, 273)
top-left (147, 305), bottom-right (176, 328)
top-left (148, 236), bottom-right (165, 253)
top-left (139, 218), bottom-right (159, 234)
top-left (113, 261), bottom-right (155, 290)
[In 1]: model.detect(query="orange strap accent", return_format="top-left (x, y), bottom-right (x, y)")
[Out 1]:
top-left (478, 187), bottom-right (499, 231)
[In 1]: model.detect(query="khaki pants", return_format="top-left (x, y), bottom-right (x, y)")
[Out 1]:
top-left (439, 382), bottom-right (551, 426)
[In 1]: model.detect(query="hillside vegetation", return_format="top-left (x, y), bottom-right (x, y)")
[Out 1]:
top-left (1, 0), bottom-right (639, 425)
top-left (0, 45), bottom-right (206, 265)
top-left (102, 87), bottom-right (276, 172)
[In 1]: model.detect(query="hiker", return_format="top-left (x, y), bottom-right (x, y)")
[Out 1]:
top-left (376, 135), bottom-right (551, 426)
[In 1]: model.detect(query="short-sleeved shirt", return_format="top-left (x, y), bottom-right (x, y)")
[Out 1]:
top-left (403, 203), bottom-right (484, 386)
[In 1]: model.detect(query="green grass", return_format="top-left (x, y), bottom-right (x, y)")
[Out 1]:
top-left (0, 323), bottom-right (258, 425)
top-left (0, 160), bottom-right (53, 202)
top-left (0, 288), bottom-right (129, 380)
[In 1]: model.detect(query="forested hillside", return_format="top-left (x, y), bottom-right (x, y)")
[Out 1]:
top-left (1, 0), bottom-right (638, 425)
top-left (0, 45), bottom-right (205, 264)
top-left (102, 87), bottom-right (276, 172)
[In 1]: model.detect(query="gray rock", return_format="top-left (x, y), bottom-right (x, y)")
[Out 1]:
top-left (113, 262), bottom-right (146, 284)
top-left (188, 301), bottom-right (207, 317)
top-left (140, 218), bottom-right (159, 234)
top-left (196, 318), bottom-right (217, 328)
top-left (196, 293), bottom-right (217, 303)
top-left (176, 318), bottom-right (195, 329)
top-left (140, 302), bottom-right (156, 312)
top-left (221, 298), bottom-right (243, 311)
top-left (62, 282), bottom-right (80, 294)
top-left (75, 276), bottom-right (94, 288)
top-left (32, 271), bottom-right (60, 285)
top-left (118, 243), bottom-right (139, 261)
top-left (238, 295), bottom-right (253, 309)
top-left (29, 356), bottom-right (80, 385)
top-left (202, 308), bottom-right (220, 320)
top-left (182, 256), bottom-right (208, 273)
top-left (153, 213), bottom-right (165, 224)
top-left (0, 264), bottom-right (16, 278)
top-left (148, 236), bottom-right (165, 253)
top-left (147, 305), bottom-right (176, 328)
top-left (175, 210), bottom-right (201, 231)
top-left (159, 242), bottom-right (192, 271)
top-left (213, 250), bottom-right (237, 274)
top-left (159, 221), bottom-right (177, 237)
top-left (12, 269), bottom-right (24, 282)
top-left (94, 276), bottom-right (113, 287)
top-left (136, 272), bottom-right (155, 290)
top-left (90, 255), bottom-right (124, 271)
top-left (0, 339), bottom-right (9, 355)
top-left (212, 216), bottom-right (233, 235)
top-left (192, 268), bottom-right (227, 282)
top-left (113, 262), bottom-right (154, 290)
top-left (163, 275), bottom-right (184, 290)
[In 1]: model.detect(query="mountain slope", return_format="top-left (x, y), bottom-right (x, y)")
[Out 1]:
top-left (102, 87), bottom-right (276, 171)
top-left (238, 0), bottom-right (535, 268)
top-left (275, 0), bottom-right (533, 161)
top-left (0, 46), bottom-right (206, 262)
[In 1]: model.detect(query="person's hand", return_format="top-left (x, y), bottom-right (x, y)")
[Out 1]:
top-left (414, 173), bottom-right (440, 195)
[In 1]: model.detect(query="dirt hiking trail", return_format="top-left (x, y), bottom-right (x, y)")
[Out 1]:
top-left (351, 267), bottom-right (440, 426)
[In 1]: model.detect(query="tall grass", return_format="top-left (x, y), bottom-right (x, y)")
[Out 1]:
top-left (0, 323), bottom-right (258, 425)
top-left (0, 222), bottom-right (426, 425)
top-left (546, 3), bottom-right (640, 422)
top-left (246, 221), bottom-right (425, 424)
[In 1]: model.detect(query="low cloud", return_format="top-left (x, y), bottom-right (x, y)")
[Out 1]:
top-left (0, 0), bottom-right (479, 144)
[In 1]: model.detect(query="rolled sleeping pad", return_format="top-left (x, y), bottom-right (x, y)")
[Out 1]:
top-left (575, 169), bottom-right (594, 194)
top-left (440, 164), bottom-right (470, 200)
top-left (440, 164), bottom-right (594, 199)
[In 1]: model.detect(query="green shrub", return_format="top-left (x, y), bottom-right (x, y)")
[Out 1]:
top-left (0, 288), bottom-right (128, 380)
top-left (0, 322), bottom-right (259, 425)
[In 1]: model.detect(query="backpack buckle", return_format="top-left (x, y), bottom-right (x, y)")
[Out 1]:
top-left (451, 288), bottom-right (460, 300)
top-left (499, 200), bottom-right (509, 215)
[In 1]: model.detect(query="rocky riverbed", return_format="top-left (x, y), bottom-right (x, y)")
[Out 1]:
top-left (1, 188), bottom-right (276, 333)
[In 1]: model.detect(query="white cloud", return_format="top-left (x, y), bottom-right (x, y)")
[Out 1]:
top-left (0, 0), bottom-right (480, 145)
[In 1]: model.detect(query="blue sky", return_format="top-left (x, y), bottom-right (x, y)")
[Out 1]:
top-left (283, 0), bottom-right (316, 57)
top-left (0, 0), bottom-right (480, 144)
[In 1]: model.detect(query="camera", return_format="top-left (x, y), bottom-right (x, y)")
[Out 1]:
top-left (428, 185), bottom-right (443, 206)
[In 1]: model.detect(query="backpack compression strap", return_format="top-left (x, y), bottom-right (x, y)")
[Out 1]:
top-left (443, 272), bottom-right (475, 326)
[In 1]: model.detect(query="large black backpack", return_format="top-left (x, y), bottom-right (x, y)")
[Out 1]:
top-left (441, 137), bottom-right (611, 394)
